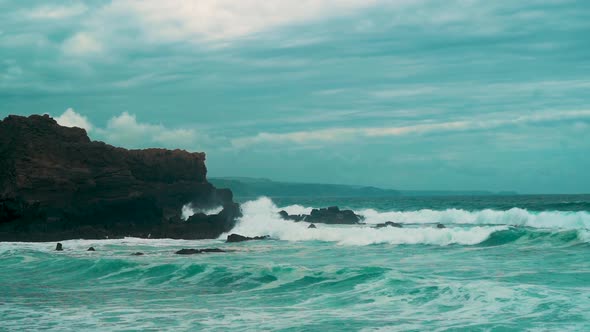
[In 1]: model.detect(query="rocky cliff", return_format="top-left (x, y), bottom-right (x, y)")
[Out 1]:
top-left (0, 114), bottom-right (240, 241)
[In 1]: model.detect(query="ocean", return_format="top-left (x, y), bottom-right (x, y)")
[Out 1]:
top-left (1, 195), bottom-right (589, 331)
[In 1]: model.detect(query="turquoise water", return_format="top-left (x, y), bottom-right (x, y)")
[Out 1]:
top-left (1, 196), bottom-right (589, 331)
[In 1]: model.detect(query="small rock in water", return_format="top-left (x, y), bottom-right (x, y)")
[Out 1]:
top-left (131, 252), bottom-right (144, 256)
top-left (55, 243), bottom-right (63, 251)
top-left (175, 248), bottom-right (225, 255)
top-left (226, 234), bottom-right (270, 243)
top-left (87, 247), bottom-right (96, 251)
top-left (436, 223), bottom-right (446, 229)
top-left (376, 221), bottom-right (402, 228)
top-left (308, 224), bottom-right (317, 229)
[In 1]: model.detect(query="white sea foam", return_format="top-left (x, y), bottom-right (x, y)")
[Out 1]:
top-left (280, 203), bottom-right (313, 216)
top-left (220, 197), bottom-right (590, 246)
top-left (181, 204), bottom-right (223, 220)
top-left (357, 208), bottom-right (590, 230)
top-left (578, 230), bottom-right (590, 243)
top-left (278, 201), bottom-right (590, 230)
top-left (223, 197), bottom-right (508, 246)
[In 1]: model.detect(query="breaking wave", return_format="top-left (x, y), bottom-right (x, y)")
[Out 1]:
top-left (181, 204), bottom-right (223, 220)
top-left (225, 197), bottom-right (590, 246)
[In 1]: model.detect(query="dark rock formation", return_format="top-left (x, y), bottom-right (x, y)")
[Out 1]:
top-left (0, 114), bottom-right (241, 241)
top-left (375, 221), bottom-right (403, 228)
top-left (175, 248), bottom-right (225, 255)
top-left (308, 224), bottom-right (317, 229)
top-left (279, 210), bottom-right (306, 222)
top-left (279, 206), bottom-right (362, 225)
top-left (226, 234), bottom-right (270, 243)
top-left (307, 206), bottom-right (360, 224)
top-left (436, 223), bottom-right (446, 229)
top-left (131, 252), bottom-right (144, 256)
top-left (55, 243), bottom-right (63, 251)
top-left (87, 247), bottom-right (96, 251)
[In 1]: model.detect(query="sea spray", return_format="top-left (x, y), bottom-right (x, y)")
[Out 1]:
top-left (181, 204), bottom-right (224, 220)
top-left (278, 198), bottom-right (590, 230)
top-left (225, 197), bottom-right (507, 246)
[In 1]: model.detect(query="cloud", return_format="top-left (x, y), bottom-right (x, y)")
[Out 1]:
top-left (101, 112), bottom-right (198, 148)
top-left (103, 0), bottom-right (379, 41)
top-left (61, 32), bottom-right (103, 57)
top-left (53, 109), bottom-right (201, 150)
top-left (25, 4), bottom-right (87, 20)
top-left (232, 128), bottom-right (359, 148)
top-left (54, 108), bottom-right (93, 131)
top-left (232, 109), bottom-right (590, 147)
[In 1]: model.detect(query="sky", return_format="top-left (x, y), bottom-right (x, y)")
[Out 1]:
top-left (1, 0), bottom-right (590, 194)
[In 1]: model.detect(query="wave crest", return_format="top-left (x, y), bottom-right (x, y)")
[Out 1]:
top-left (224, 197), bottom-right (590, 246)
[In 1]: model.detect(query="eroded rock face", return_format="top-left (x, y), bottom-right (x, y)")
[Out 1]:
top-left (0, 114), bottom-right (241, 241)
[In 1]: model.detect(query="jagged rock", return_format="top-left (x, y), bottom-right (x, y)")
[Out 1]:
top-left (279, 210), bottom-right (306, 222)
top-left (279, 206), bottom-right (361, 225)
top-left (437, 223), bottom-right (446, 229)
top-left (87, 247), bottom-right (96, 251)
top-left (375, 221), bottom-right (403, 228)
top-left (307, 206), bottom-right (361, 224)
top-left (226, 234), bottom-right (270, 243)
top-left (131, 252), bottom-right (144, 256)
top-left (0, 114), bottom-right (241, 241)
top-left (175, 248), bottom-right (225, 255)
top-left (308, 224), bottom-right (317, 229)
top-left (55, 243), bottom-right (63, 251)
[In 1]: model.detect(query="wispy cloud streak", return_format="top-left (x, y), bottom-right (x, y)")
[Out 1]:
top-left (232, 110), bottom-right (590, 147)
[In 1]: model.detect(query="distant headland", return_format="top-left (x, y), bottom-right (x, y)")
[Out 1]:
top-left (209, 177), bottom-right (517, 198)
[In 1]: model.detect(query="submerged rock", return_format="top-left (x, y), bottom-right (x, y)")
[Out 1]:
top-left (226, 234), bottom-right (270, 243)
top-left (175, 248), bottom-right (225, 255)
top-left (437, 223), bottom-right (446, 229)
top-left (87, 247), bottom-right (96, 251)
top-left (55, 243), bottom-right (63, 251)
top-left (308, 224), bottom-right (317, 229)
top-left (375, 221), bottom-right (403, 228)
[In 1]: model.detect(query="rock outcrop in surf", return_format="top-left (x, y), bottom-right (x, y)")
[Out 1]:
top-left (226, 234), bottom-right (270, 243)
top-left (175, 248), bottom-right (226, 255)
top-left (0, 114), bottom-right (241, 241)
top-left (279, 206), bottom-right (362, 224)
top-left (375, 221), bottom-right (403, 228)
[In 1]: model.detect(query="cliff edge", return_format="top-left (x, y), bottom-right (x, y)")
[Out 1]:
top-left (0, 114), bottom-right (240, 241)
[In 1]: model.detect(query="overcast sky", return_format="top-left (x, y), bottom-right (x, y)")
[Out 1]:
top-left (1, 0), bottom-right (590, 193)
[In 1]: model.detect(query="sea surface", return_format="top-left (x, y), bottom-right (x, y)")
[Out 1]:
top-left (1, 195), bottom-right (589, 331)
